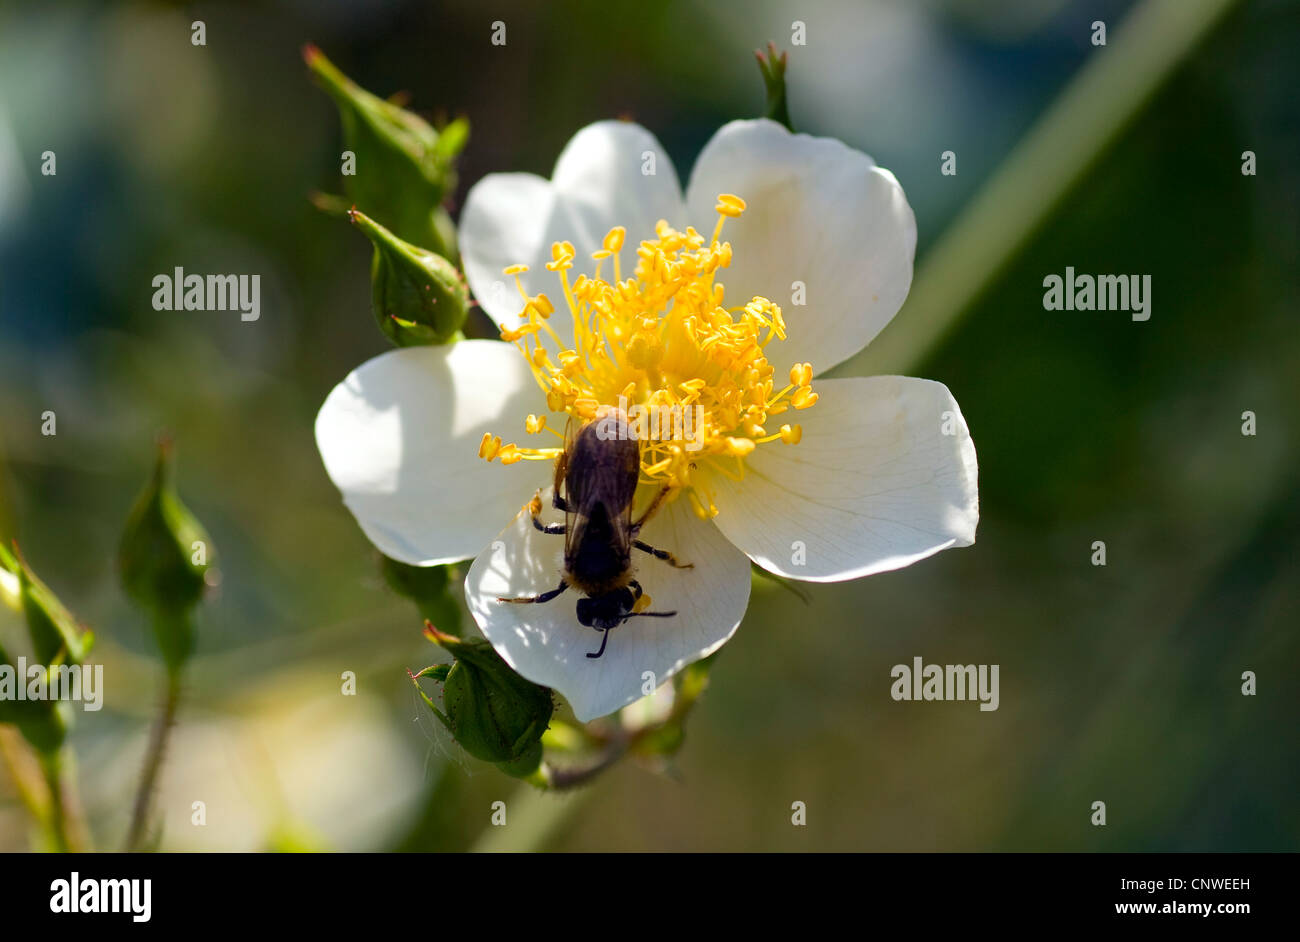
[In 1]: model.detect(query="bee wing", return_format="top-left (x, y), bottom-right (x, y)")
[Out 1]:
top-left (562, 416), bottom-right (639, 560)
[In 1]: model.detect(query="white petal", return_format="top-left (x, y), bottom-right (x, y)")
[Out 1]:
top-left (551, 121), bottom-right (685, 248)
top-left (704, 376), bottom-right (978, 582)
top-left (686, 118), bottom-right (917, 374)
top-left (465, 488), bottom-right (750, 721)
top-left (460, 121), bottom-right (686, 342)
top-left (315, 341), bottom-right (550, 566)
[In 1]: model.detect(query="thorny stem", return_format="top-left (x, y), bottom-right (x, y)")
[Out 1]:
top-left (125, 672), bottom-right (182, 852)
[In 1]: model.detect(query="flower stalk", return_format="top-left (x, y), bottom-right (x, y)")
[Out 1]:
top-left (0, 546), bottom-right (93, 851)
top-left (118, 438), bottom-right (214, 851)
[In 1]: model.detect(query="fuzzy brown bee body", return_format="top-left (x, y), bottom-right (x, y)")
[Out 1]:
top-left (497, 411), bottom-right (691, 659)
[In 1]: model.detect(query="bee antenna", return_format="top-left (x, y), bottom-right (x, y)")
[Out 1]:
top-left (624, 610), bottom-right (677, 620)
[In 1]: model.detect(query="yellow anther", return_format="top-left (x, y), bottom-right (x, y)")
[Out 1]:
top-left (633, 591), bottom-right (652, 613)
top-left (791, 387), bottom-right (819, 410)
top-left (779, 424), bottom-right (802, 445)
top-left (725, 437), bottom-right (756, 457)
top-left (478, 433), bottom-right (502, 461)
top-left (533, 293), bottom-right (555, 317)
top-left (573, 397), bottom-right (600, 420)
top-left (789, 362), bottom-right (813, 387)
top-left (503, 264), bottom-right (529, 275)
top-left (715, 193), bottom-right (747, 217)
top-left (558, 349), bottom-right (584, 376)
top-left (603, 227), bottom-right (626, 252)
top-left (626, 332), bottom-right (660, 369)
top-left (526, 414), bottom-right (547, 434)
top-left (498, 445), bottom-right (524, 465)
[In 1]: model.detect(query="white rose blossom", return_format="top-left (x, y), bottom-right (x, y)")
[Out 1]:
top-left (316, 118), bottom-right (978, 721)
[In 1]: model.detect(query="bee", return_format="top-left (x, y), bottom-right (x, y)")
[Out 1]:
top-left (497, 409), bottom-right (692, 659)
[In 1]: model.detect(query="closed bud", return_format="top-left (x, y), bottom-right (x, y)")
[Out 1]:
top-left (304, 44), bottom-right (466, 263)
top-left (118, 439), bottom-right (213, 675)
top-left (411, 623), bottom-right (553, 777)
top-left (0, 543), bottom-right (91, 667)
top-left (351, 209), bottom-right (469, 347)
top-left (0, 549), bottom-right (89, 755)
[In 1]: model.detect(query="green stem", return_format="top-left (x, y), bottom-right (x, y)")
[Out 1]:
top-left (840, 0), bottom-right (1242, 377)
top-left (37, 747), bottom-right (88, 853)
top-left (125, 672), bottom-right (182, 852)
top-left (469, 781), bottom-right (590, 853)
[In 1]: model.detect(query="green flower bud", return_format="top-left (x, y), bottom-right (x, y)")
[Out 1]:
top-left (0, 550), bottom-right (88, 755)
top-left (304, 44), bottom-right (467, 263)
top-left (118, 439), bottom-right (213, 676)
top-left (0, 543), bottom-right (91, 667)
top-left (410, 623), bottom-right (553, 777)
top-left (351, 209), bottom-right (469, 346)
top-left (754, 41), bottom-right (793, 132)
top-left (379, 555), bottom-right (462, 635)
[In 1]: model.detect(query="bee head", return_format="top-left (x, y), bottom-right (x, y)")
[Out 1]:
top-left (576, 587), bottom-right (636, 630)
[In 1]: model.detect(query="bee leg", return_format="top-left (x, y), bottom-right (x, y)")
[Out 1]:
top-left (531, 515), bottom-right (566, 535)
top-left (631, 485), bottom-right (672, 531)
top-left (586, 629), bottom-right (611, 659)
top-left (528, 494), bottom-right (566, 534)
top-left (552, 492), bottom-right (570, 513)
top-left (498, 580), bottom-right (569, 605)
top-left (634, 540), bottom-right (693, 569)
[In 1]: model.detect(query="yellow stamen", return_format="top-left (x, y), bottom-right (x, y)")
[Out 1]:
top-left (481, 194), bottom-right (818, 516)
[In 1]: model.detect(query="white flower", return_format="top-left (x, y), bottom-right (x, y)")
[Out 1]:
top-left (316, 118), bottom-right (978, 722)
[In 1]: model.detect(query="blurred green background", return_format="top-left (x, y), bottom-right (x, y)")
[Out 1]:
top-left (0, 0), bottom-right (1295, 851)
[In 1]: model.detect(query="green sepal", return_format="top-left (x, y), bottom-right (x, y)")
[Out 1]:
top-left (304, 44), bottom-right (466, 263)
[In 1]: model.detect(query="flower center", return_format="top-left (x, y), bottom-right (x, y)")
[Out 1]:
top-left (478, 193), bottom-right (818, 519)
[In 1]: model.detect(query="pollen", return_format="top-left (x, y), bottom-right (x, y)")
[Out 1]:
top-left (481, 193), bottom-right (817, 518)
